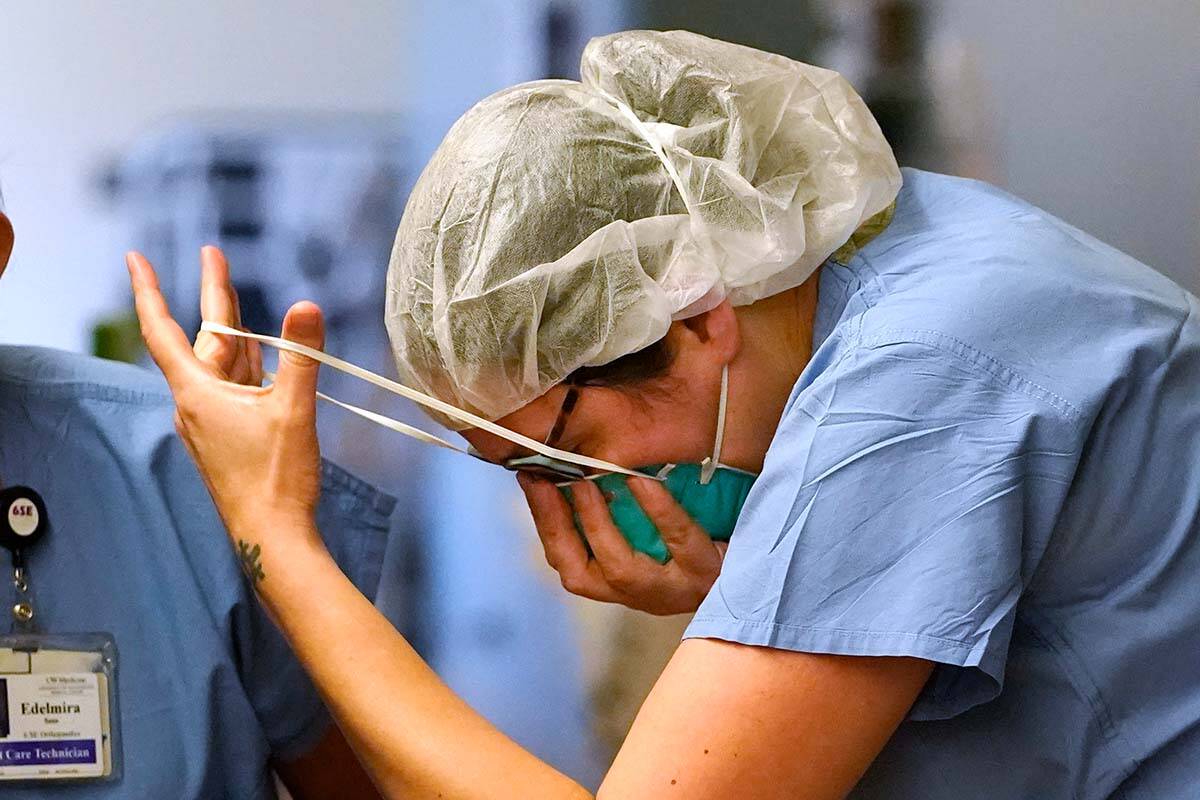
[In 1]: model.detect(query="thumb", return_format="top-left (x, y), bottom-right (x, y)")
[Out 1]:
top-left (274, 301), bottom-right (325, 405)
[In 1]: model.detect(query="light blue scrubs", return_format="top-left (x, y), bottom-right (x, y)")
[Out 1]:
top-left (687, 169), bottom-right (1200, 798)
top-left (0, 346), bottom-right (393, 799)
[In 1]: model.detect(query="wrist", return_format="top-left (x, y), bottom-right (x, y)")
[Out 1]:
top-left (225, 503), bottom-right (319, 544)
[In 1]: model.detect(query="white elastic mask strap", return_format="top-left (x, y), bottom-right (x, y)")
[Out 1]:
top-left (204, 321), bottom-right (645, 479)
top-left (699, 365), bottom-right (729, 485)
top-left (262, 370), bottom-right (466, 454)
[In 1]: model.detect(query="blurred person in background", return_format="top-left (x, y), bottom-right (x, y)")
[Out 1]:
top-left (131, 30), bottom-right (1200, 800)
top-left (0, 201), bottom-right (386, 798)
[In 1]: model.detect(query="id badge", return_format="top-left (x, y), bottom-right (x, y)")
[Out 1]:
top-left (0, 632), bottom-right (120, 783)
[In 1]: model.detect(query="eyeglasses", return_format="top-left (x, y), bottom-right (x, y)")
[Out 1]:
top-left (503, 453), bottom-right (587, 481)
top-left (503, 385), bottom-right (584, 480)
top-left (464, 385), bottom-right (590, 481)
top-left (544, 384), bottom-right (579, 448)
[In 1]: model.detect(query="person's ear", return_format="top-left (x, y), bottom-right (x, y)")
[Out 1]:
top-left (0, 212), bottom-right (12, 277)
top-left (678, 299), bottom-right (740, 366)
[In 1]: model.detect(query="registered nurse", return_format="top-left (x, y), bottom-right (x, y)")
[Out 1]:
top-left (127, 31), bottom-right (1200, 800)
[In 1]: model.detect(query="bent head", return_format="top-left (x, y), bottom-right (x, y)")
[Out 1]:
top-left (460, 279), bottom-right (820, 478)
top-left (461, 301), bottom-right (742, 474)
top-left (387, 30), bottom-right (898, 474)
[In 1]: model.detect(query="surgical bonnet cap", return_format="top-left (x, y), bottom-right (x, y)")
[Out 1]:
top-left (386, 29), bottom-right (901, 427)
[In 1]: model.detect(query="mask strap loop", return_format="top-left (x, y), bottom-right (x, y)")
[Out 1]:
top-left (204, 321), bottom-right (647, 479)
top-left (262, 370), bottom-right (468, 454)
top-left (699, 365), bottom-right (729, 485)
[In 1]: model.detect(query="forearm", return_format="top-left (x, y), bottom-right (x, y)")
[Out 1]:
top-left (245, 520), bottom-right (591, 800)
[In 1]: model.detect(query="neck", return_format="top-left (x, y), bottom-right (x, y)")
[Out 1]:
top-left (722, 270), bottom-right (821, 471)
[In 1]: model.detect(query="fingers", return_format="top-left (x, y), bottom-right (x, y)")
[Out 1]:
top-left (520, 474), bottom-right (586, 566)
top-left (628, 477), bottom-right (723, 575)
top-left (571, 479), bottom-right (649, 590)
top-left (225, 255), bottom-right (244, 329)
top-left (273, 301), bottom-right (325, 406)
top-left (200, 246), bottom-right (238, 328)
top-left (196, 246), bottom-right (258, 380)
top-left (246, 338), bottom-right (264, 386)
top-left (523, 473), bottom-right (722, 615)
top-left (713, 540), bottom-right (729, 564)
top-left (127, 252), bottom-right (204, 387)
top-left (519, 475), bottom-right (620, 602)
top-left (228, 277), bottom-right (263, 384)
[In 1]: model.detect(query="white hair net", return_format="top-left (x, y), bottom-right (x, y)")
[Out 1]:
top-left (386, 29), bottom-right (901, 426)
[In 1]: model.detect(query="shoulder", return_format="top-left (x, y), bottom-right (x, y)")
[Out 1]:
top-left (0, 347), bottom-right (182, 485)
top-left (840, 170), bottom-right (1194, 416)
top-left (776, 321), bottom-right (1086, 513)
top-left (0, 345), bottom-right (173, 408)
top-left (784, 330), bottom-right (1085, 471)
top-left (863, 169), bottom-right (1184, 305)
top-left (0, 345), bottom-right (395, 533)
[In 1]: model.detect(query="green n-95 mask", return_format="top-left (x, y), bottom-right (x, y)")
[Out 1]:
top-left (512, 366), bottom-right (757, 562)
top-left (582, 463), bottom-right (755, 563)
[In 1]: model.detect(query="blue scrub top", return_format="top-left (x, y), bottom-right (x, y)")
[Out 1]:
top-left (687, 169), bottom-right (1200, 798)
top-left (0, 347), bottom-right (393, 799)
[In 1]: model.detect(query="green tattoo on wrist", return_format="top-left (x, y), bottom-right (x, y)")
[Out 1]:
top-left (237, 540), bottom-right (266, 584)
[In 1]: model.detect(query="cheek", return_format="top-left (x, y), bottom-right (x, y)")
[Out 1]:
top-left (586, 394), bottom-right (714, 467)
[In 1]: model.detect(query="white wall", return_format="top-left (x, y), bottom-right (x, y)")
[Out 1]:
top-left (0, 1), bottom-right (410, 349)
top-left (938, 0), bottom-right (1200, 292)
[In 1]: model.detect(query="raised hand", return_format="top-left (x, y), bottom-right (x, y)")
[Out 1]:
top-left (127, 248), bottom-right (325, 561)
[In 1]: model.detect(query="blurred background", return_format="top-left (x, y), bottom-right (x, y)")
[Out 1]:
top-left (1, 0), bottom-right (1196, 790)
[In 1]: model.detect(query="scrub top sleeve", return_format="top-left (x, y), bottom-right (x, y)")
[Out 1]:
top-left (237, 461), bottom-right (396, 759)
top-left (687, 336), bottom-right (1076, 720)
